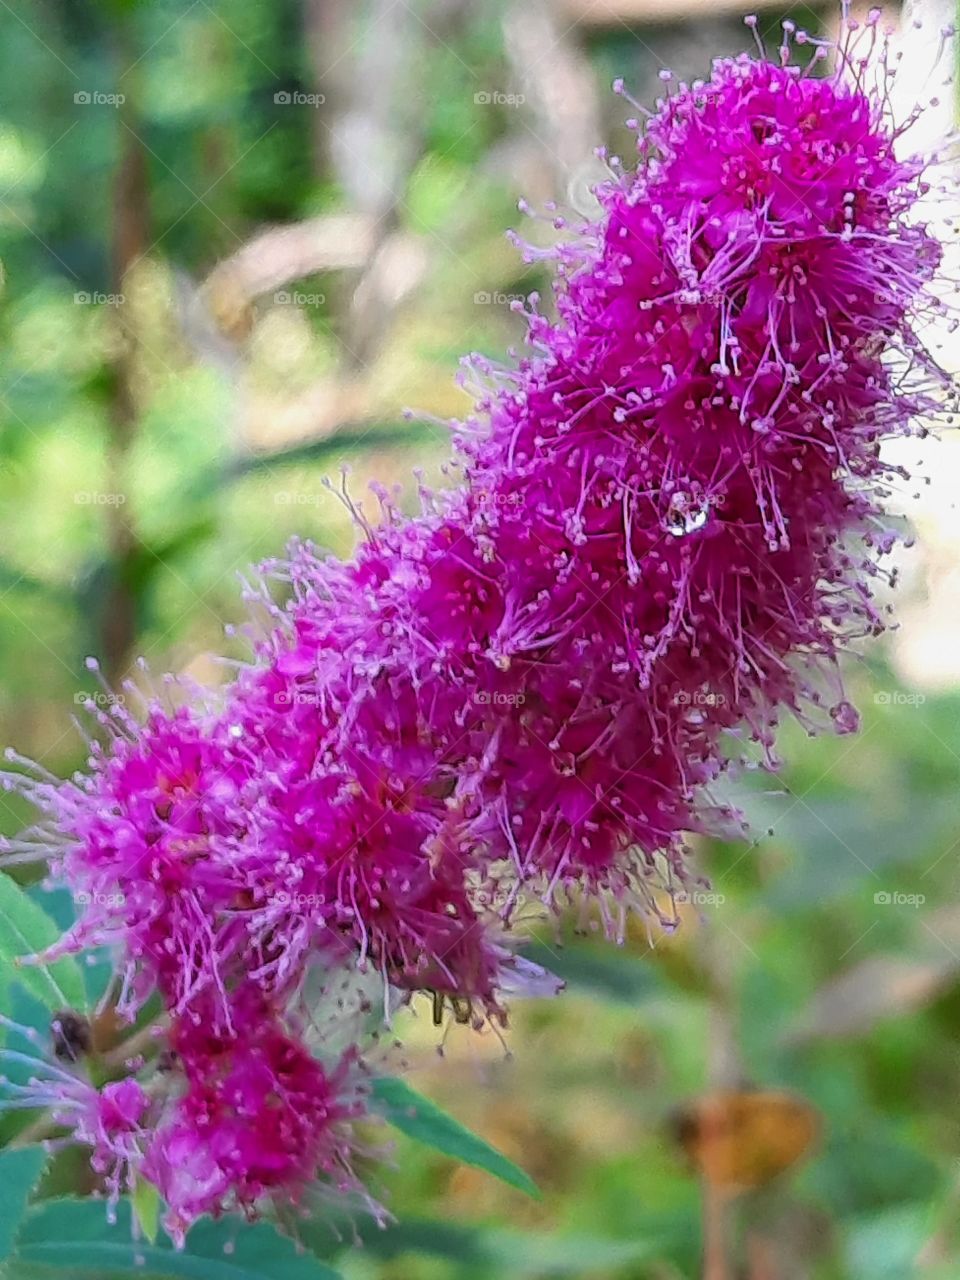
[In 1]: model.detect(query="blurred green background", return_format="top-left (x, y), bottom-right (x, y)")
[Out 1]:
top-left (2, 0), bottom-right (960, 1276)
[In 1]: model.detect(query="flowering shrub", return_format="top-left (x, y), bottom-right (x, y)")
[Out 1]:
top-left (1, 10), bottom-right (954, 1251)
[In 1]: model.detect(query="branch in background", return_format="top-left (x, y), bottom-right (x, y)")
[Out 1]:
top-left (325, 0), bottom-right (426, 369)
top-left (558, 0), bottom-right (784, 23)
top-left (202, 213), bottom-right (378, 341)
top-left (502, 0), bottom-right (603, 195)
top-left (195, 0), bottom-right (449, 460)
top-left (309, 0), bottom-right (475, 368)
top-left (101, 26), bottom-right (150, 684)
top-left (323, 0), bottom-right (417, 227)
top-left (303, 0), bottom-right (354, 182)
top-left (345, 230), bottom-right (431, 368)
top-left (700, 911), bottom-right (741, 1280)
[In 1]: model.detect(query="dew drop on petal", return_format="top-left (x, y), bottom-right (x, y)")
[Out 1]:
top-left (664, 495), bottom-right (710, 537)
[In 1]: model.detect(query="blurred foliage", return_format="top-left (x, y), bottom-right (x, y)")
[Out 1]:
top-left (1, 0), bottom-right (958, 1277)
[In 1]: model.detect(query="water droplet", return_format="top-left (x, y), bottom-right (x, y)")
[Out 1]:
top-left (664, 494), bottom-right (710, 537)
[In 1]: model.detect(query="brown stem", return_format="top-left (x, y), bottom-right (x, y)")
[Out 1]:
top-left (703, 1181), bottom-right (732, 1280)
top-left (699, 852), bottom-right (745, 1279)
top-left (102, 29), bottom-right (150, 684)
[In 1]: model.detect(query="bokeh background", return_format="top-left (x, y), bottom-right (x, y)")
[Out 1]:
top-left (1, 0), bottom-right (960, 1276)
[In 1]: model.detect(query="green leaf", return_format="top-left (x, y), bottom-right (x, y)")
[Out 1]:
top-left (185, 421), bottom-right (435, 505)
top-left (748, 791), bottom-right (958, 913)
top-left (0, 874), bottom-right (86, 1012)
top-left (16, 1199), bottom-right (343, 1279)
top-left (0, 561), bottom-right (72, 607)
top-left (131, 1179), bottom-right (160, 1245)
top-left (521, 937), bottom-right (665, 1006)
top-left (219, 423), bottom-right (432, 482)
top-left (371, 1076), bottom-right (539, 1197)
top-left (844, 1204), bottom-right (931, 1278)
top-left (0, 1147), bottom-right (46, 1262)
top-left (310, 1216), bottom-right (664, 1274)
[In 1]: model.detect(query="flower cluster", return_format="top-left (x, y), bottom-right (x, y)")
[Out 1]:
top-left (2, 12), bottom-right (954, 1246)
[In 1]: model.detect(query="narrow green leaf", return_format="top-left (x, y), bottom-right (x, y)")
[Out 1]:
top-left (184, 421), bottom-right (434, 504)
top-left (371, 1076), bottom-right (539, 1197)
top-left (0, 1147), bottom-right (46, 1262)
top-left (0, 562), bottom-right (72, 607)
top-left (221, 423), bottom-right (432, 481)
top-left (522, 937), bottom-right (664, 1006)
top-left (131, 1179), bottom-right (160, 1245)
top-left (16, 1199), bottom-right (343, 1279)
top-left (0, 874), bottom-right (86, 1012)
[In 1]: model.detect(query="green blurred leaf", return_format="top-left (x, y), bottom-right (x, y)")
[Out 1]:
top-left (16, 1199), bottom-right (343, 1279)
top-left (0, 1146), bottom-right (46, 1262)
top-left (371, 1076), bottom-right (539, 1197)
top-left (844, 1203), bottom-right (931, 1277)
top-left (190, 422), bottom-right (434, 502)
top-left (521, 937), bottom-right (665, 1006)
top-left (0, 874), bottom-right (85, 1012)
top-left (811, 1123), bottom-right (941, 1215)
top-left (339, 1217), bottom-right (663, 1273)
top-left (130, 1179), bottom-right (160, 1246)
top-left (753, 793), bottom-right (960, 912)
top-left (0, 562), bottom-right (72, 607)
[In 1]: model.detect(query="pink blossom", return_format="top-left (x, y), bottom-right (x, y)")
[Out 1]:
top-left (2, 14), bottom-right (954, 1241)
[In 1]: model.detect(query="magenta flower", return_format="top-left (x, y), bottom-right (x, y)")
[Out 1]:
top-left (0, 1012), bottom-right (149, 1208)
top-left (142, 986), bottom-right (371, 1246)
top-left (2, 12), bottom-right (953, 1243)
top-left (6, 696), bottom-right (250, 1026)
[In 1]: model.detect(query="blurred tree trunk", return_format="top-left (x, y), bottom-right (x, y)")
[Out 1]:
top-left (103, 25), bottom-right (149, 683)
top-left (304, 0), bottom-right (354, 183)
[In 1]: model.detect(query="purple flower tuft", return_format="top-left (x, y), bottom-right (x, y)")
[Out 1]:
top-left (2, 14), bottom-right (955, 1242)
